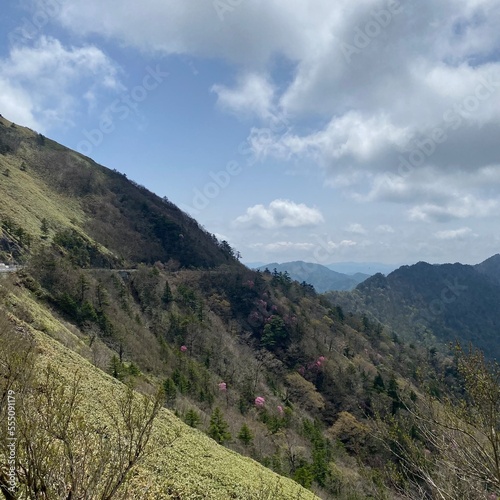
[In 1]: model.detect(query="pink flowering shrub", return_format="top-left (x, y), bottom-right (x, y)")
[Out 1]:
top-left (277, 405), bottom-right (284, 415)
top-left (180, 345), bottom-right (187, 352)
top-left (255, 396), bottom-right (265, 407)
top-left (218, 382), bottom-right (227, 391)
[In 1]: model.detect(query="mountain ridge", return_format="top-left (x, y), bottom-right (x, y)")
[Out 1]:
top-left (327, 256), bottom-right (500, 359)
top-left (257, 260), bottom-right (370, 292)
top-left (0, 114), bottom-right (238, 270)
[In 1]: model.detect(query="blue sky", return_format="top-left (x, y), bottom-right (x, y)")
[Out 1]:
top-left (2, 0), bottom-right (500, 266)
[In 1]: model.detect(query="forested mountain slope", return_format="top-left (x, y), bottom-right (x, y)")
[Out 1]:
top-left (0, 115), bottom-right (236, 268)
top-left (1, 115), bottom-right (495, 499)
top-left (327, 258), bottom-right (500, 359)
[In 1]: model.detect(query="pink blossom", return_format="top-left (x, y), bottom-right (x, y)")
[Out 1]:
top-left (218, 382), bottom-right (227, 392)
top-left (316, 360), bottom-right (322, 367)
top-left (245, 280), bottom-right (255, 288)
top-left (271, 305), bottom-right (278, 311)
top-left (318, 356), bottom-right (326, 362)
top-left (277, 405), bottom-right (284, 415)
top-left (180, 345), bottom-right (187, 352)
top-left (255, 396), bottom-right (265, 407)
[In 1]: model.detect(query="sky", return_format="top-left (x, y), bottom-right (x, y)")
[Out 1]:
top-left (1, 0), bottom-right (500, 267)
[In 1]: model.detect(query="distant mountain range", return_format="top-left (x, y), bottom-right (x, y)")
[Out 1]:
top-left (327, 254), bottom-right (500, 359)
top-left (326, 261), bottom-right (400, 275)
top-left (255, 261), bottom-right (371, 292)
top-left (246, 261), bottom-right (398, 276)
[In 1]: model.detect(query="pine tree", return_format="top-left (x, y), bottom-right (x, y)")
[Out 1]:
top-left (208, 407), bottom-right (231, 444)
top-left (109, 355), bottom-right (124, 381)
top-left (373, 372), bottom-right (385, 392)
top-left (95, 280), bottom-right (110, 310)
top-left (77, 273), bottom-right (90, 303)
top-left (162, 281), bottom-right (173, 306)
top-left (163, 377), bottom-right (177, 407)
top-left (40, 218), bottom-right (49, 238)
top-left (237, 423), bottom-right (254, 446)
top-left (185, 409), bottom-right (201, 428)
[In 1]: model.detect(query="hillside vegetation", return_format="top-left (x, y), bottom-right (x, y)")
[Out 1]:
top-left (0, 115), bottom-right (236, 269)
top-left (0, 281), bottom-right (314, 499)
top-left (1, 115), bottom-right (499, 499)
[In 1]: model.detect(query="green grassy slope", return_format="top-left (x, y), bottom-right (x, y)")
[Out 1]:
top-left (0, 115), bottom-right (237, 268)
top-left (1, 281), bottom-right (316, 500)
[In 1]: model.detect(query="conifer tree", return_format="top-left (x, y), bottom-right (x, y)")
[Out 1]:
top-left (185, 409), bottom-right (201, 428)
top-left (163, 377), bottom-right (177, 407)
top-left (208, 407), bottom-right (231, 444)
top-left (237, 423), bottom-right (254, 446)
top-left (162, 281), bottom-right (173, 306)
top-left (40, 218), bottom-right (49, 238)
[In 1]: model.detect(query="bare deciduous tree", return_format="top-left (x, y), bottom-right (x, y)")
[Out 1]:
top-left (380, 344), bottom-right (500, 500)
top-left (0, 310), bottom-right (168, 500)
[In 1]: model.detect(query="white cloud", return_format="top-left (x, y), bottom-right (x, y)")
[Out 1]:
top-left (0, 78), bottom-right (41, 130)
top-left (376, 224), bottom-right (395, 234)
top-left (251, 241), bottom-right (316, 252)
top-left (358, 172), bottom-right (454, 204)
top-left (435, 227), bottom-right (474, 240)
top-left (31, 0), bottom-right (500, 254)
top-left (48, 0), bottom-right (344, 65)
top-left (234, 199), bottom-right (324, 229)
top-left (249, 112), bottom-right (411, 166)
top-left (212, 73), bottom-right (275, 120)
top-left (0, 36), bottom-right (122, 131)
top-left (338, 240), bottom-right (357, 248)
top-left (321, 239), bottom-right (357, 250)
top-left (408, 196), bottom-right (498, 222)
top-left (346, 223), bottom-right (367, 235)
